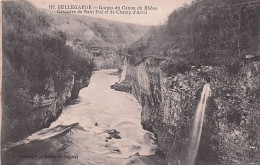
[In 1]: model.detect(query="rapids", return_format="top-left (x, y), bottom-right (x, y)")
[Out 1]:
top-left (2, 70), bottom-right (160, 165)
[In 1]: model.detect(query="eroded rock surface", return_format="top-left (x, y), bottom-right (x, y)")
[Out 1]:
top-left (2, 69), bottom-right (91, 143)
top-left (121, 57), bottom-right (260, 165)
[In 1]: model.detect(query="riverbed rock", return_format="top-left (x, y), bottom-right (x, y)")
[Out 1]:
top-left (110, 81), bottom-right (132, 93)
top-left (112, 149), bottom-right (121, 153)
top-left (106, 129), bottom-right (122, 139)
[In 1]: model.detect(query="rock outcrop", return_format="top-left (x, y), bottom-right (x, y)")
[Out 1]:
top-left (2, 66), bottom-right (91, 143)
top-left (123, 57), bottom-right (260, 165)
top-left (110, 80), bottom-right (132, 93)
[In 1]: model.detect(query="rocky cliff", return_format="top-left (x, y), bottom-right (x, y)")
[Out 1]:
top-left (1, 1), bottom-right (95, 143)
top-left (119, 57), bottom-right (260, 165)
top-left (2, 57), bottom-right (91, 143)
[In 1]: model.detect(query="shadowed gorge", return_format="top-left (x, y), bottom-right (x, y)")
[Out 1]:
top-left (2, 0), bottom-right (150, 144)
top-left (2, 70), bottom-right (166, 165)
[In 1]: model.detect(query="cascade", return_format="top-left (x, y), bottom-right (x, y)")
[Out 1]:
top-left (119, 57), bottom-right (127, 82)
top-left (187, 83), bottom-right (211, 165)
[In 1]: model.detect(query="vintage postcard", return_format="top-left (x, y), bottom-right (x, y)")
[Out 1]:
top-left (1, 0), bottom-right (259, 165)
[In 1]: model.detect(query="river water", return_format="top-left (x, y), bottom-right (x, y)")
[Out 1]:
top-left (2, 70), bottom-right (162, 165)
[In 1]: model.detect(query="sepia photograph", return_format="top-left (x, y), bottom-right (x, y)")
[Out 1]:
top-left (1, 0), bottom-right (260, 164)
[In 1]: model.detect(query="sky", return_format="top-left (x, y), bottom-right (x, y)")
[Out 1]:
top-left (28, 0), bottom-right (193, 25)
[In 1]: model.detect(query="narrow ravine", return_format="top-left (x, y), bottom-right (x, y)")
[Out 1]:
top-left (2, 70), bottom-right (162, 165)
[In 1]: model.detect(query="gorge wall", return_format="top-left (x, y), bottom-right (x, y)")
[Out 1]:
top-left (2, 56), bottom-right (91, 142)
top-left (122, 57), bottom-right (260, 165)
top-left (1, 1), bottom-right (94, 143)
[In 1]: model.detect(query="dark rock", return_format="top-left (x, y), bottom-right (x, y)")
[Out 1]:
top-left (108, 70), bottom-right (121, 76)
top-left (134, 152), bottom-right (140, 156)
top-left (106, 129), bottom-right (122, 139)
top-left (110, 81), bottom-right (132, 93)
top-left (113, 149), bottom-right (121, 153)
top-left (113, 134), bottom-right (122, 139)
top-left (107, 129), bottom-right (120, 135)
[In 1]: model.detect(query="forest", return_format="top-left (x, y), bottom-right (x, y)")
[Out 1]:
top-left (2, 1), bottom-right (95, 94)
top-left (129, 0), bottom-right (260, 68)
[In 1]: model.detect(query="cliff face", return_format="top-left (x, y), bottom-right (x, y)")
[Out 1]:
top-left (2, 1), bottom-right (94, 143)
top-left (122, 1), bottom-right (260, 164)
top-left (2, 57), bottom-right (91, 142)
top-left (127, 58), bottom-right (260, 165)
top-left (2, 63), bottom-right (90, 141)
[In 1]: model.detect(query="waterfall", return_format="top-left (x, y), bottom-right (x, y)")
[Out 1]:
top-left (119, 57), bottom-right (127, 82)
top-left (187, 83), bottom-right (211, 165)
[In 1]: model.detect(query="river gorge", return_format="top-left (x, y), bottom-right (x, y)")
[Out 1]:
top-left (2, 70), bottom-right (166, 165)
top-left (2, 0), bottom-right (260, 165)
